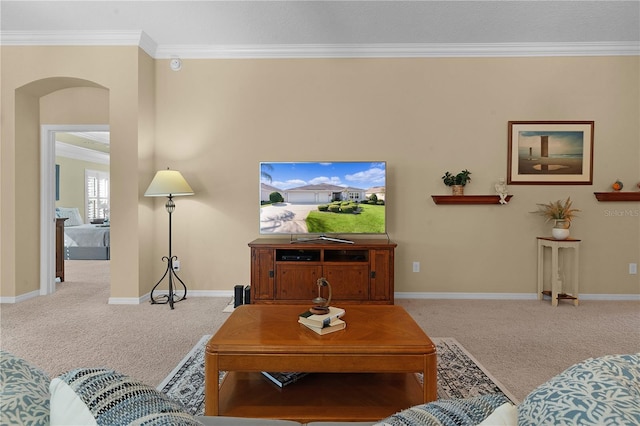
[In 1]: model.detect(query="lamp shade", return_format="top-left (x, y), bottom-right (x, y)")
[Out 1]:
top-left (144, 169), bottom-right (194, 197)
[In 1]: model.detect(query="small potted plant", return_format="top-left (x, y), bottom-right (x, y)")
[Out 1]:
top-left (532, 197), bottom-right (580, 240)
top-left (441, 169), bottom-right (471, 195)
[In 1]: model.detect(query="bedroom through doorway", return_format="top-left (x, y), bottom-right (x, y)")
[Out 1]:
top-left (41, 125), bottom-right (110, 297)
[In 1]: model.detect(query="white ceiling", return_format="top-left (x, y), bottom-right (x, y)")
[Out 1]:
top-left (1, 1), bottom-right (639, 58)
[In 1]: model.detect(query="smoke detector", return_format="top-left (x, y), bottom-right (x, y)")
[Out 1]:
top-left (170, 58), bottom-right (182, 71)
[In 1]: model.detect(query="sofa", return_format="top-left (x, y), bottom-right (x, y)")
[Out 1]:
top-left (1, 350), bottom-right (639, 426)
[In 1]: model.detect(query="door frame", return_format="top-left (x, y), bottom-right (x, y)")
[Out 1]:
top-left (40, 124), bottom-right (109, 295)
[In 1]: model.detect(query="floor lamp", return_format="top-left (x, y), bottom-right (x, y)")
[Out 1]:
top-left (144, 168), bottom-right (194, 309)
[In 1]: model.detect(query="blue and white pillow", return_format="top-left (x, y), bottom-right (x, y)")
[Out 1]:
top-left (55, 207), bottom-right (84, 226)
top-left (0, 350), bottom-right (50, 426)
top-left (518, 353), bottom-right (640, 426)
top-left (50, 368), bottom-right (203, 426)
top-left (374, 393), bottom-right (510, 426)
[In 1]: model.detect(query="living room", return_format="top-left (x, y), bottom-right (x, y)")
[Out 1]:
top-left (1, 1), bottom-right (638, 305)
top-left (0, 2), bottom-right (639, 423)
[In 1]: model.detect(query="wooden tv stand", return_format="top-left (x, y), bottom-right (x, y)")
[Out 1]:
top-left (248, 238), bottom-right (396, 304)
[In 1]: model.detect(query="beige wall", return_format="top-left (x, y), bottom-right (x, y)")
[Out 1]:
top-left (153, 56), bottom-right (639, 296)
top-left (41, 86), bottom-right (110, 124)
top-left (54, 156), bottom-right (110, 221)
top-left (1, 46), bottom-right (152, 299)
top-left (56, 157), bottom-right (109, 216)
top-left (41, 87), bottom-right (111, 221)
top-left (1, 46), bottom-right (638, 300)
top-left (137, 49), bottom-right (157, 297)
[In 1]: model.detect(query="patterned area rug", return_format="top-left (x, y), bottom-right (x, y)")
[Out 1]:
top-left (158, 335), bottom-right (517, 416)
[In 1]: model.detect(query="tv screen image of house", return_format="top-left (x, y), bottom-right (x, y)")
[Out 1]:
top-left (260, 161), bottom-right (386, 235)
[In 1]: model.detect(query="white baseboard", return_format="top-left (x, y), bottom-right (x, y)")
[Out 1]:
top-left (6, 290), bottom-right (637, 305)
top-left (107, 291), bottom-right (640, 304)
top-left (0, 290), bottom-right (40, 304)
top-left (107, 295), bottom-right (148, 305)
top-left (168, 290), bottom-right (638, 301)
top-left (395, 292), bottom-right (640, 301)
top-left (395, 292), bottom-right (538, 300)
top-left (107, 290), bottom-right (233, 305)
top-left (579, 294), bottom-right (640, 301)
top-left (185, 290), bottom-right (233, 298)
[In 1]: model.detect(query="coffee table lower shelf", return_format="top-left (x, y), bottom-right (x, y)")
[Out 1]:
top-left (541, 290), bottom-right (578, 302)
top-left (218, 371), bottom-right (425, 423)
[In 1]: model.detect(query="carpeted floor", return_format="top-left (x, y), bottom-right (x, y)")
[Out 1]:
top-left (158, 335), bottom-right (517, 416)
top-left (1, 260), bottom-right (639, 403)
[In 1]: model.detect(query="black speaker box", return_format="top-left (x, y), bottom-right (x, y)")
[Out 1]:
top-left (244, 285), bottom-right (251, 305)
top-left (234, 285), bottom-right (244, 308)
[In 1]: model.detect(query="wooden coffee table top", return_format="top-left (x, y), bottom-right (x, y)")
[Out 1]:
top-left (207, 304), bottom-right (435, 356)
top-left (205, 304), bottom-right (437, 420)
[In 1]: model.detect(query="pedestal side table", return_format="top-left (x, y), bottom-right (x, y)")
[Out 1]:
top-left (537, 237), bottom-right (581, 306)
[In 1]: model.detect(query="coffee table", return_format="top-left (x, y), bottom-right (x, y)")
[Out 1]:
top-left (205, 305), bottom-right (437, 422)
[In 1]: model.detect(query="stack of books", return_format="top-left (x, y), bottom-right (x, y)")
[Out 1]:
top-left (298, 306), bottom-right (346, 335)
top-left (261, 371), bottom-right (308, 388)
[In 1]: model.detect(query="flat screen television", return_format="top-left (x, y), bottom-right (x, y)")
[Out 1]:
top-left (260, 161), bottom-right (386, 242)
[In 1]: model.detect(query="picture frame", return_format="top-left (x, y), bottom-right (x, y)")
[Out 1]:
top-left (507, 121), bottom-right (594, 185)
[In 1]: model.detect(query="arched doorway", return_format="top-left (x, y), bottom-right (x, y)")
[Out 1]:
top-left (13, 78), bottom-right (109, 297)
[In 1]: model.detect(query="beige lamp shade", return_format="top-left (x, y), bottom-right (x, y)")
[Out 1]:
top-left (144, 169), bottom-right (194, 197)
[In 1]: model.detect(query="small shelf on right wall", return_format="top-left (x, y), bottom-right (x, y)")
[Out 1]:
top-left (593, 192), bottom-right (640, 202)
top-left (431, 195), bottom-right (513, 205)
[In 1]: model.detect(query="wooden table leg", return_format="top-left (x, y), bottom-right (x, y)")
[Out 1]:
top-left (423, 353), bottom-right (437, 403)
top-left (537, 240), bottom-right (544, 300)
top-left (571, 246), bottom-right (580, 306)
top-left (204, 352), bottom-right (219, 416)
top-left (550, 245), bottom-right (559, 307)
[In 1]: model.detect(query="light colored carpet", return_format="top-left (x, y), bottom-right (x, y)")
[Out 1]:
top-left (1, 260), bottom-right (639, 402)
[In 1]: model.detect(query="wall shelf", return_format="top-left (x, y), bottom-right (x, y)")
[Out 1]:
top-left (431, 195), bottom-right (513, 205)
top-left (594, 192), bottom-right (640, 202)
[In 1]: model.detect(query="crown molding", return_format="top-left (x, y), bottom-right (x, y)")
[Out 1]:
top-left (0, 30), bottom-right (158, 57)
top-left (156, 41), bottom-right (640, 59)
top-left (1, 31), bottom-right (638, 58)
top-left (67, 131), bottom-right (110, 146)
top-left (56, 141), bottom-right (110, 165)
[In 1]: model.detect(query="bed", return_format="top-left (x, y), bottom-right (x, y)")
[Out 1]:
top-left (56, 207), bottom-right (110, 260)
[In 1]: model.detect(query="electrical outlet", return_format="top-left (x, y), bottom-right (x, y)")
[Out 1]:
top-left (413, 261), bottom-right (420, 273)
top-left (630, 263), bottom-right (637, 275)
top-left (173, 260), bottom-right (180, 272)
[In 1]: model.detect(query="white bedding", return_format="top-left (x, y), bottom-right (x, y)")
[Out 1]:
top-left (64, 225), bottom-right (110, 248)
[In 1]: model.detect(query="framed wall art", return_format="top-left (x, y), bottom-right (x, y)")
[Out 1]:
top-left (507, 121), bottom-right (594, 185)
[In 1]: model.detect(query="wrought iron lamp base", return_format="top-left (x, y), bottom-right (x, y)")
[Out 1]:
top-left (150, 255), bottom-right (187, 309)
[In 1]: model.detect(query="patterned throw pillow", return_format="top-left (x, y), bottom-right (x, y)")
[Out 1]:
top-left (518, 353), bottom-right (640, 426)
top-left (50, 368), bottom-right (203, 426)
top-left (374, 393), bottom-right (510, 426)
top-left (0, 351), bottom-right (50, 426)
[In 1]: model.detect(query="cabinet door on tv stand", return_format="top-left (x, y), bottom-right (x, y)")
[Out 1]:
top-left (324, 264), bottom-right (369, 301)
top-left (370, 249), bottom-right (393, 301)
top-left (276, 264), bottom-right (323, 301)
top-left (252, 248), bottom-right (275, 302)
